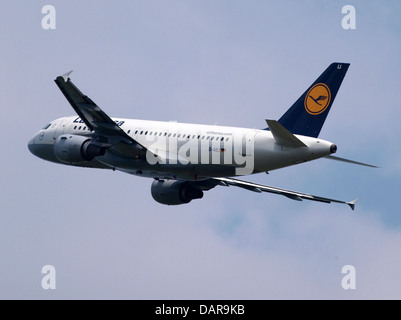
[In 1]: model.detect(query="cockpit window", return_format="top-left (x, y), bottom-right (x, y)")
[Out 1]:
top-left (42, 123), bottom-right (51, 130)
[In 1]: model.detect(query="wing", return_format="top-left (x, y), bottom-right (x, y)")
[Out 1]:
top-left (54, 71), bottom-right (155, 159)
top-left (206, 176), bottom-right (358, 210)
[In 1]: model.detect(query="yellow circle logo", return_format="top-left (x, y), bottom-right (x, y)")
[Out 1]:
top-left (304, 83), bottom-right (331, 115)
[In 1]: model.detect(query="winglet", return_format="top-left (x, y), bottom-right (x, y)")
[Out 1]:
top-left (347, 198), bottom-right (358, 211)
top-left (60, 70), bottom-right (73, 82)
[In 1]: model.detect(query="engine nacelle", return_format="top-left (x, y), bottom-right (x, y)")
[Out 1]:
top-left (54, 134), bottom-right (106, 164)
top-left (151, 180), bottom-right (204, 205)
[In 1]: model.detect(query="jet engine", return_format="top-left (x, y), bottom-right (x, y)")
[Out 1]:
top-left (54, 134), bottom-right (106, 164)
top-left (151, 180), bottom-right (204, 205)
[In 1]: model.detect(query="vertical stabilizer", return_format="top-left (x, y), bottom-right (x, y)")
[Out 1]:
top-left (276, 63), bottom-right (350, 138)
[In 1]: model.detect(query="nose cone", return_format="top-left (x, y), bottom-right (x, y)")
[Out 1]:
top-left (27, 134), bottom-right (57, 162)
top-left (27, 137), bottom-right (36, 155)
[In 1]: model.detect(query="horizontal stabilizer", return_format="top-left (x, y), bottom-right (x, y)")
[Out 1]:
top-left (265, 119), bottom-right (307, 148)
top-left (324, 155), bottom-right (379, 168)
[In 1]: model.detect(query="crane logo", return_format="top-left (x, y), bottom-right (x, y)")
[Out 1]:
top-left (305, 83), bottom-right (331, 115)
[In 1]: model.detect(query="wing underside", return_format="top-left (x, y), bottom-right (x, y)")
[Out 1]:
top-left (54, 71), bottom-right (154, 159)
top-left (206, 177), bottom-right (358, 210)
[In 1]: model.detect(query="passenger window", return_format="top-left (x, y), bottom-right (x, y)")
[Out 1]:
top-left (220, 137), bottom-right (224, 141)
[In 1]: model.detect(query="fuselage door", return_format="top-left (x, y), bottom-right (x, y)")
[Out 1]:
top-left (53, 118), bottom-right (70, 140)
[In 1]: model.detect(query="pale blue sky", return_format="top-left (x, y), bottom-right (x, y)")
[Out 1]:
top-left (1, 1), bottom-right (400, 299)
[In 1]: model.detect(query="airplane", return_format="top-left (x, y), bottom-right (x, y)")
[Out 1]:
top-left (28, 62), bottom-right (376, 210)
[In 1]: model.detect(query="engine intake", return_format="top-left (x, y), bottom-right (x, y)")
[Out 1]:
top-left (54, 134), bottom-right (106, 163)
top-left (151, 180), bottom-right (204, 205)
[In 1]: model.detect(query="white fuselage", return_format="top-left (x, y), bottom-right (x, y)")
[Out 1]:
top-left (28, 116), bottom-right (335, 181)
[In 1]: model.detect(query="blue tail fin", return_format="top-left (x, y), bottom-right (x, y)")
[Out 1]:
top-left (276, 62), bottom-right (350, 138)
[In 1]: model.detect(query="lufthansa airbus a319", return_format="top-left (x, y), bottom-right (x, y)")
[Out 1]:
top-left (28, 63), bottom-right (376, 209)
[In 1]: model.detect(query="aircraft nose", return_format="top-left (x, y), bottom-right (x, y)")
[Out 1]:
top-left (27, 134), bottom-right (56, 161)
top-left (27, 136), bottom-right (36, 155)
top-left (27, 135), bottom-right (45, 158)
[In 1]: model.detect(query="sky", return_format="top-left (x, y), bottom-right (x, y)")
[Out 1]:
top-left (1, 1), bottom-right (401, 299)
